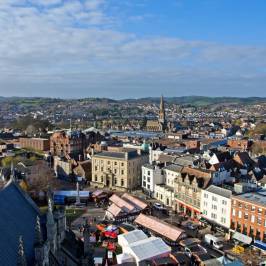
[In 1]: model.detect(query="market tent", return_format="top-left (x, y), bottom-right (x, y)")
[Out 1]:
top-left (123, 237), bottom-right (171, 263)
top-left (118, 229), bottom-right (147, 248)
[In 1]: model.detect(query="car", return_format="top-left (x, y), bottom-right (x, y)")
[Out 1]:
top-left (204, 234), bottom-right (224, 250)
top-left (185, 222), bottom-right (198, 230)
top-left (153, 202), bottom-right (165, 210)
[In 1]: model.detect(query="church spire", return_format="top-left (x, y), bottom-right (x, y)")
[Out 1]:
top-left (158, 95), bottom-right (166, 125)
top-left (34, 216), bottom-right (43, 246)
top-left (17, 236), bottom-right (27, 266)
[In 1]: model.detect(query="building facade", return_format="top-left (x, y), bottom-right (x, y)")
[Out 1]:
top-left (154, 165), bottom-right (182, 208)
top-left (141, 164), bottom-right (164, 196)
top-left (174, 167), bottom-right (212, 219)
top-left (201, 185), bottom-right (232, 230)
top-left (91, 149), bottom-right (148, 191)
top-left (20, 137), bottom-right (50, 151)
top-left (231, 191), bottom-right (266, 242)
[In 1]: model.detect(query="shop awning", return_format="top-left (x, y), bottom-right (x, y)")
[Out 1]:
top-left (232, 231), bottom-right (252, 245)
top-left (253, 240), bottom-right (266, 251)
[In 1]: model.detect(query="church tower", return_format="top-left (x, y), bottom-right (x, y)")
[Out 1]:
top-left (158, 95), bottom-right (166, 125)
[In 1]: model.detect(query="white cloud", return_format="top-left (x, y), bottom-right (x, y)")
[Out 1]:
top-left (0, 0), bottom-right (265, 97)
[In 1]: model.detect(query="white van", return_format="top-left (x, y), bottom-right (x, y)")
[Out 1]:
top-left (204, 234), bottom-right (224, 250)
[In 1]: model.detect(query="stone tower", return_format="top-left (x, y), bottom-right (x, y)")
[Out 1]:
top-left (158, 95), bottom-right (166, 125)
top-left (46, 198), bottom-right (57, 253)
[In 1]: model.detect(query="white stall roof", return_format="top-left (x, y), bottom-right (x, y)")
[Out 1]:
top-left (118, 229), bottom-right (147, 247)
top-left (126, 237), bottom-right (171, 262)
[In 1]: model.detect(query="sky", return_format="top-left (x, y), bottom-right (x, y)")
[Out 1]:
top-left (0, 0), bottom-right (265, 99)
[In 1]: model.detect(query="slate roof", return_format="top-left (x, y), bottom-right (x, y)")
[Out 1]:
top-left (205, 185), bottom-right (232, 199)
top-left (0, 180), bottom-right (41, 266)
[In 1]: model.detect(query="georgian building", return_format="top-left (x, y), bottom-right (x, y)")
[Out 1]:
top-left (174, 167), bottom-right (212, 219)
top-left (91, 148), bottom-right (148, 191)
top-left (231, 190), bottom-right (266, 242)
top-left (201, 185), bottom-right (232, 230)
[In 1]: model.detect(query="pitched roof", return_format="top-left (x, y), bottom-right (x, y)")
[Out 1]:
top-left (134, 214), bottom-right (185, 242)
top-left (109, 194), bottom-right (135, 212)
top-left (0, 180), bottom-right (41, 266)
top-left (121, 193), bottom-right (148, 210)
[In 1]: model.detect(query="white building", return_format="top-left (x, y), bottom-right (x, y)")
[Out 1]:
top-left (154, 164), bottom-right (182, 208)
top-left (201, 185), bottom-right (232, 230)
top-left (149, 146), bottom-right (164, 164)
top-left (142, 164), bottom-right (164, 196)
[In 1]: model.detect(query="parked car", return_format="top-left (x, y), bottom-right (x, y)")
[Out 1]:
top-left (204, 234), bottom-right (224, 250)
top-left (153, 203), bottom-right (165, 210)
top-left (185, 222), bottom-right (198, 230)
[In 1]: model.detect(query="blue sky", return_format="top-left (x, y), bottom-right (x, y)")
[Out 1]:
top-left (0, 0), bottom-right (265, 98)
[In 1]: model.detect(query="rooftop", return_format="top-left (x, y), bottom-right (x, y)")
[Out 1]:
top-left (205, 185), bottom-right (232, 199)
top-left (234, 190), bottom-right (266, 207)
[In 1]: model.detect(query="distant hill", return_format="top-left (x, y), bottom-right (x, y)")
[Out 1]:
top-left (0, 96), bottom-right (265, 107)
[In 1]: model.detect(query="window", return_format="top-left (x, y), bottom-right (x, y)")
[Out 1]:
top-left (212, 205), bottom-right (217, 210)
top-left (147, 171), bottom-right (150, 176)
top-left (121, 179), bottom-right (124, 187)
top-left (95, 166), bottom-right (98, 171)
top-left (147, 184), bottom-right (150, 190)
top-left (204, 193), bottom-right (208, 199)
top-left (212, 196), bottom-right (217, 202)
top-left (244, 213), bottom-right (248, 220)
top-left (221, 208), bottom-right (226, 214)
top-left (114, 178), bottom-right (117, 185)
top-left (211, 213), bottom-right (217, 219)
top-left (114, 162), bottom-right (117, 166)
top-left (232, 208), bottom-right (236, 216)
top-left (251, 205), bottom-right (255, 212)
top-left (143, 181), bottom-right (146, 187)
top-left (101, 177), bottom-right (103, 183)
top-left (121, 163), bottom-right (124, 167)
top-left (238, 211), bottom-right (242, 219)
top-left (258, 208), bottom-right (262, 214)
top-left (147, 177), bottom-right (150, 183)
top-left (121, 170), bottom-right (124, 175)
top-left (221, 217), bottom-right (226, 224)
top-left (107, 161), bottom-right (110, 165)
top-left (94, 175), bottom-right (98, 182)
top-left (251, 215), bottom-right (255, 223)
top-left (101, 167), bottom-right (103, 171)
top-left (114, 169), bottom-right (117, 174)
top-left (222, 200), bottom-right (227, 205)
top-left (238, 203), bottom-right (242, 208)
top-left (203, 210), bottom-right (207, 215)
top-left (258, 217), bottom-right (262, 225)
top-left (204, 201), bottom-right (208, 207)
top-left (143, 175), bottom-right (146, 181)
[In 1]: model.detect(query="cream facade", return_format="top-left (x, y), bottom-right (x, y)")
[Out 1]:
top-left (91, 149), bottom-right (148, 191)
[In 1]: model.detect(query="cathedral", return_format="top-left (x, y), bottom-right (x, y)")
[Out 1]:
top-left (0, 180), bottom-right (95, 266)
top-left (146, 95), bottom-right (167, 132)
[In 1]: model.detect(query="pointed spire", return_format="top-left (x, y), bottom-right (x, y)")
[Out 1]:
top-left (34, 216), bottom-right (43, 246)
top-left (160, 95), bottom-right (164, 110)
top-left (17, 236), bottom-right (27, 266)
top-left (46, 197), bottom-right (55, 225)
top-left (10, 160), bottom-right (15, 181)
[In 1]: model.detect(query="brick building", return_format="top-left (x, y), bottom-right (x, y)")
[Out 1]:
top-left (231, 191), bottom-right (266, 242)
top-left (19, 137), bottom-right (50, 151)
top-left (227, 139), bottom-right (251, 151)
top-left (50, 130), bottom-right (103, 158)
